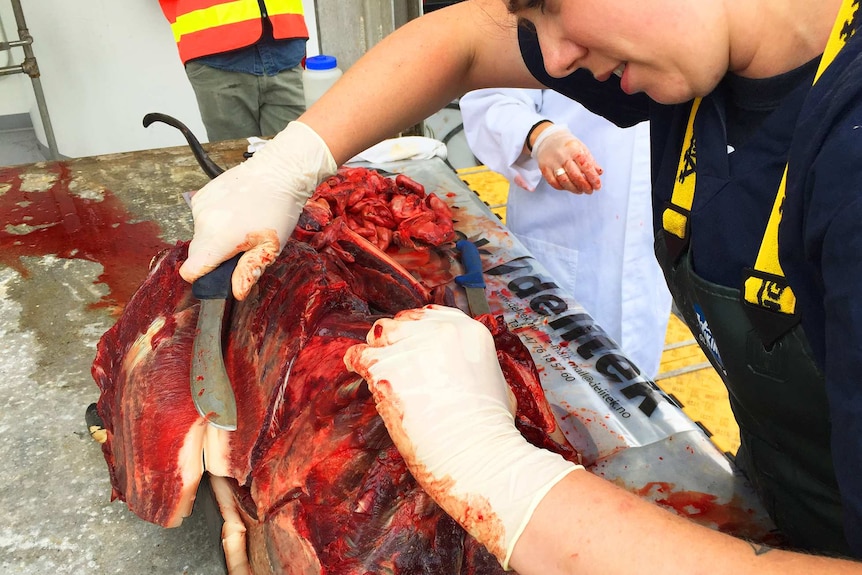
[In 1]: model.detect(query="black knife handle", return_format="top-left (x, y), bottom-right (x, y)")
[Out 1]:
top-left (192, 253), bottom-right (243, 300)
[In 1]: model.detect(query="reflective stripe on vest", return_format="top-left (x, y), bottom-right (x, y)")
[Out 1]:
top-left (663, 0), bottom-right (857, 321)
top-left (162, 0), bottom-right (307, 63)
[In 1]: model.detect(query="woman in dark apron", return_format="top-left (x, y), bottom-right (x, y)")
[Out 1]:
top-left (178, 0), bottom-right (862, 572)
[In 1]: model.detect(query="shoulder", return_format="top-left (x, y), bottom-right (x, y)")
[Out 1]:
top-left (792, 36), bottom-right (862, 217)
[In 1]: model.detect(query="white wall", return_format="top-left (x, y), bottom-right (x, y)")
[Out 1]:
top-left (0, 1), bottom-right (32, 118)
top-left (1, 0), bottom-right (319, 158)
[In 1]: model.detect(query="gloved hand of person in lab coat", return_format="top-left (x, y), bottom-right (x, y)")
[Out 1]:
top-left (343, 305), bottom-right (582, 569)
top-left (179, 121), bottom-right (337, 300)
top-left (530, 123), bottom-right (603, 194)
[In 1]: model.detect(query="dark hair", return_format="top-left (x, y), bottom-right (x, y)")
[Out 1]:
top-left (506, 0), bottom-right (544, 12)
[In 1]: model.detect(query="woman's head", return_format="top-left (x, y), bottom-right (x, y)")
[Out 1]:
top-left (501, 0), bottom-right (733, 103)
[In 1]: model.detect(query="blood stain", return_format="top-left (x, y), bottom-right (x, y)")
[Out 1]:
top-left (0, 163), bottom-right (172, 314)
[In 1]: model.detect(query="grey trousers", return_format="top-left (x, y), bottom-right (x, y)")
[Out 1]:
top-left (185, 61), bottom-right (306, 142)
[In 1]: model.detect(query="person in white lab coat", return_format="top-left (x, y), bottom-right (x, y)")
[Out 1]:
top-left (460, 88), bottom-right (672, 378)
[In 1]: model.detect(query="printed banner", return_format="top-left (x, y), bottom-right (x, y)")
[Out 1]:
top-left (354, 158), bottom-right (777, 541)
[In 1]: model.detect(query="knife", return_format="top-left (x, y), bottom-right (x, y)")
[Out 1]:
top-left (454, 236), bottom-right (491, 317)
top-left (191, 253), bottom-right (241, 430)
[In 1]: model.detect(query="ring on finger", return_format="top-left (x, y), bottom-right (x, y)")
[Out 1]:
top-left (554, 168), bottom-right (566, 177)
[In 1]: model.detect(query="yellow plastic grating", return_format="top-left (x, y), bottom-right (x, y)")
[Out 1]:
top-left (456, 166), bottom-right (508, 223)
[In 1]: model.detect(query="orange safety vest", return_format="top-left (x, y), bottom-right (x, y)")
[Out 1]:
top-left (160, 0), bottom-right (308, 64)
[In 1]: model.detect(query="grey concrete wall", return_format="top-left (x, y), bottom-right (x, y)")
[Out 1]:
top-left (313, 0), bottom-right (422, 70)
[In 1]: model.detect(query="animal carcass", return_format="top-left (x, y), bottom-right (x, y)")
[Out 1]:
top-left (90, 168), bottom-right (580, 574)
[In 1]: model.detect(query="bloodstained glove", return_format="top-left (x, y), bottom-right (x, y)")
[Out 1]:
top-left (343, 305), bottom-right (582, 569)
top-left (531, 123), bottom-right (603, 193)
top-left (179, 121), bottom-right (337, 300)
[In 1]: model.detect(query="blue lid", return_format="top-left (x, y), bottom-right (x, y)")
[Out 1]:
top-left (306, 55), bottom-right (338, 70)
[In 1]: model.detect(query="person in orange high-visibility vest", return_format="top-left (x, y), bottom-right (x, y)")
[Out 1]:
top-left (159, 0), bottom-right (309, 141)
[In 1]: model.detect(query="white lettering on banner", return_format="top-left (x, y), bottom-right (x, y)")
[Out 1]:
top-left (693, 303), bottom-right (726, 375)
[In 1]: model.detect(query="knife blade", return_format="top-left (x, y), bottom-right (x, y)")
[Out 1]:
top-left (191, 253), bottom-right (241, 430)
top-left (454, 236), bottom-right (491, 317)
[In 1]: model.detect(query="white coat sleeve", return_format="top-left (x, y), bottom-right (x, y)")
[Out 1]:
top-left (460, 88), bottom-right (547, 191)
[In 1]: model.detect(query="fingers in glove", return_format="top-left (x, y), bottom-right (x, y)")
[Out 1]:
top-left (343, 342), bottom-right (372, 377)
top-left (570, 149), bottom-right (603, 191)
top-left (561, 160), bottom-right (592, 194)
top-left (534, 128), bottom-right (603, 194)
top-left (543, 163), bottom-right (584, 193)
top-left (364, 310), bottom-right (424, 346)
top-left (178, 230), bottom-right (281, 300)
top-left (179, 232), bottom-right (238, 284)
top-left (342, 343), bottom-right (399, 409)
top-left (547, 160), bottom-right (602, 194)
top-left (231, 234), bottom-right (280, 300)
top-left (564, 139), bottom-right (603, 191)
top-left (364, 305), bottom-right (469, 346)
top-left (179, 249), bottom-right (218, 285)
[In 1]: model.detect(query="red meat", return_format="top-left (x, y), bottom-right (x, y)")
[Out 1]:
top-left (91, 168), bottom-right (579, 574)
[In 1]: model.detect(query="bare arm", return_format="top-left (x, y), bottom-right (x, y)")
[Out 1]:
top-left (344, 307), bottom-right (862, 575)
top-left (512, 470), bottom-right (862, 575)
top-left (300, 0), bottom-right (544, 164)
top-left (179, 1), bottom-right (543, 297)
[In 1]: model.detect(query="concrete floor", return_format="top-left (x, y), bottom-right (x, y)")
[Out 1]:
top-left (0, 142), bottom-right (233, 574)
top-left (0, 127), bottom-right (47, 167)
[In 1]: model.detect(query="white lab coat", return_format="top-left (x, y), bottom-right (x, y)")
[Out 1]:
top-left (460, 88), bottom-right (672, 378)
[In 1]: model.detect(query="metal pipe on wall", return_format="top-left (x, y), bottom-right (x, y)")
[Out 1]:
top-left (0, 0), bottom-right (59, 160)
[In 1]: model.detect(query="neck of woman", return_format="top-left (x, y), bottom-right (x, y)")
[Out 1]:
top-left (727, 0), bottom-right (842, 79)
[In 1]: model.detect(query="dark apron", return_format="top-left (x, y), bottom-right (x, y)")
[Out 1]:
top-left (656, 234), bottom-right (848, 555)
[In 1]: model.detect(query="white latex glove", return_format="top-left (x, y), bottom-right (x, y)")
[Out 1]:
top-left (343, 305), bottom-right (581, 569)
top-left (179, 121), bottom-right (337, 300)
top-left (531, 123), bottom-right (603, 194)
